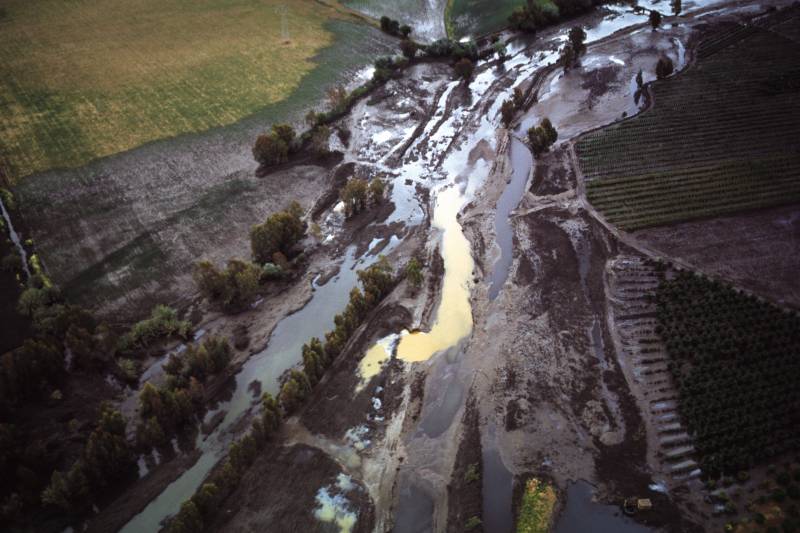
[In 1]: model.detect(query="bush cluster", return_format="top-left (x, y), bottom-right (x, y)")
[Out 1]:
top-left (117, 304), bottom-right (190, 354)
top-left (164, 393), bottom-right (282, 533)
top-left (252, 124), bottom-right (297, 167)
top-left (41, 405), bottom-right (135, 515)
top-left (279, 257), bottom-right (396, 411)
top-left (249, 201), bottom-right (305, 265)
top-left (527, 118), bottom-right (558, 156)
top-left (379, 16), bottom-right (411, 38)
top-left (136, 336), bottom-right (233, 450)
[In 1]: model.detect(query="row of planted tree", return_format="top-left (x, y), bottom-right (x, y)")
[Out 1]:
top-left (654, 271), bottom-right (800, 479)
top-left (164, 256), bottom-right (403, 532)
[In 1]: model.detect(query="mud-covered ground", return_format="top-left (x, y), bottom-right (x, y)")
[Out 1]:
top-left (635, 204), bottom-right (800, 309)
top-left (92, 2), bottom-right (800, 532)
top-left (10, 26), bottom-right (397, 322)
top-left (207, 443), bottom-right (375, 533)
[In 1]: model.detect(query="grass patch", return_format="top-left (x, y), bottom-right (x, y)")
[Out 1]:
top-left (516, 477), bottom-right (557, 533)
top-left (577, 16), bottom-right (800, 230)
top-left (0, 0), bottom-right (359, 183)
top-left (448, 0), bottom-right (526, 37)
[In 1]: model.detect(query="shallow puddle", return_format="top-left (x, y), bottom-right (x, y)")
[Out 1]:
top-left (555, 481), bottom-right (653, 532)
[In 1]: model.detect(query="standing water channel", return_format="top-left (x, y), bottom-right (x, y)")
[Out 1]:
top-left (0, 194), bottom-right (30, 279)
top-left (121, 246), bottom-right (392, 532)
top-left (488, 136), bottom-right (534, 300)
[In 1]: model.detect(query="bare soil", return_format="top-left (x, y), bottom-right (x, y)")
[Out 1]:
top-left (445, 395), bottom-right (483, 533)
top-left (208, 443), bottom-right (375, 533)
top-left (634, 203), bottom-right (800, 309)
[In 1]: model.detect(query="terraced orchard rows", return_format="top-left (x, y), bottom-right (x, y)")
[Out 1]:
top-left (655, 272), bottom-right (800, 478)
top-left (576, 11), bottom-right (800, 231)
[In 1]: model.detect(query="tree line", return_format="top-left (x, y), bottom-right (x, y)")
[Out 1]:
top-left (136, 335), bottom-right (233, 450)
top-left (165, 255), bottom-right (414, 532)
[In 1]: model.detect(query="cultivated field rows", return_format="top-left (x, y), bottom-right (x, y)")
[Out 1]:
top-left (576, 11), bottom-right (800, 230)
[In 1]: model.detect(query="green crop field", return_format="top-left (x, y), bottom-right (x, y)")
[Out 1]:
top-left (447, 0), bottom-right (525, 37)
top-left (0, 0), bottom-right (368, 184)
top-left (577, 17), bottom-right (800, 231)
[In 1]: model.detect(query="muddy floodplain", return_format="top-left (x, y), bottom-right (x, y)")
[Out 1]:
top-left (26, 1), bottom-right (800, 532)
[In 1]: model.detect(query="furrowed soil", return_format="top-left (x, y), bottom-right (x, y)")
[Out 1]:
top-left (635, 204), bottom-right (800, 309)
top-left (576, 10), bottom-right (800, 230)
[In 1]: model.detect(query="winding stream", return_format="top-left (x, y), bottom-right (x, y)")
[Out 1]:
top-left (121, 246), bottom-right (394, 532)
top-left (396, 185), bottom-right (474, 362)
top-left (0, 196), bottom-right (30, 279)
top-left (488, 137), bottom-right (534, 300)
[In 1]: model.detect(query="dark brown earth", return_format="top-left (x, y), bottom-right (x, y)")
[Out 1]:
top-left (501, 186), bottom-right (695, 531)
top-left (530, 145), bottom-right (576, 196)
top-left (207, 444), bottom-right (374, 533)
top-left (301, 302), bottom-right (413, 440)
top-left (445, 395), bottom-right (483, 533)
top-left (634, 203), bottom-right (800, 309)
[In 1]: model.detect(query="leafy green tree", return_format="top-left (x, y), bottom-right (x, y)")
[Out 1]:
top-left (302, 343), bottom-right (324, 384)
top-left (400, 24), bottom-right (412, 38)
top-left (649, 9), bottom-right (662, 30)
top-left (369, 178), bottom-right (385, 204)
top-left (494, 41), bottom-right (508, 61)
top-left (656, 56), bottom-right (674, 79)
top-left (310, 125), bottom-right (331, 156)
top-left (83, 404), bottom-right (135, 486)
top-left (17, 286), bottom-right (56, 317)
top-left (261, 392), bottom-right (281, 433)
top-left (560, 43), bottom-right (577, 72)
top-left (252, 133), bottom-right (288, 166)
top-left (250, 202), bottom-right (305, 264)
top-left (203, 336), bottom-right (232, 374)
top-left (568, 26), bottom-right (587, 56)
top-left (379, 16), bottom-right (401, 35)
top-left (193, 259), bottom-right (261, 310)
top-left (500, 99), bottom-right (515, 127)
top-left (164, 353), bottom-right (184, 377)
top-left (0, 339), bottom-right (64, 403)
top-left (340, 179), bottom-right (368, 218)
top-left (41, 462), bottom-right (88, 513)
top-left (509, 0), bottom-right (559, 32)
top-left (400, 39), bottom-right (417, 59)
top-left (191, 483), bottom-right (219, 518)
top-left (406, 257), bottom-right (424, 289)
top-left (527, 117), bottom-right (558, 156)
top-left (271, 124), bottom-right (295, 146)
top-left (165, 500), bottom-right (203, 533)
top-left (253, 124), bottom-right (297, 166)
top-left (279, 370), bottom-right (312, 414)
top-left (137, 416), bottom-right (166, 449)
